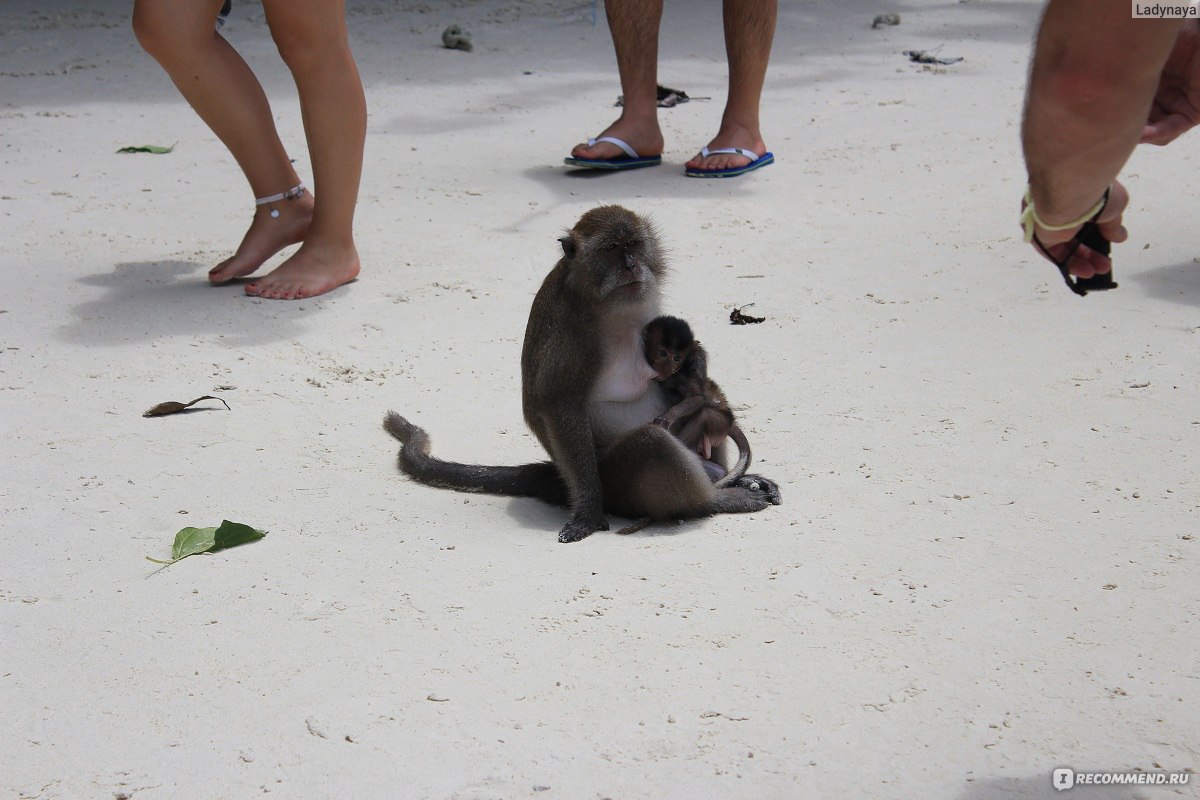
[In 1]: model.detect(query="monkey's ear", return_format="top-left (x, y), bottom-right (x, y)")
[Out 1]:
top-left (558, 236), bottom-right (576, 258)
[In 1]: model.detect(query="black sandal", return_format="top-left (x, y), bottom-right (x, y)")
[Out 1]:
top-left (1030, 190), bottom-right (1117, 297)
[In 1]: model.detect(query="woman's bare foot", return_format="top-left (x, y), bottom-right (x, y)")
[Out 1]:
top-left (570, 116), bottom-right (664, 161)
top-left (244, 238), bottom-right (360, 300)
top-left (208, 190), bottom-right (315, 285)
top-left (685, 124), bottom-right (769, 172)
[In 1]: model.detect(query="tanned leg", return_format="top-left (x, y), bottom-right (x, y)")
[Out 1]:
top-left (248, 0), bottom-right (365, 300)
top-left (569, 0), bottom-right (665, 162)
top-left (684, 0), bottom-right (777, 172)
top-left (132, 0), bottom-right (315, 285)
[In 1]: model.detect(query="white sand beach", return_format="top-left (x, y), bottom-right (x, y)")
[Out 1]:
top-left (1, 1), bottom-right (1196, 798)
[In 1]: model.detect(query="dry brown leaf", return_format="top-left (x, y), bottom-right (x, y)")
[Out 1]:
top-left (143, 395), bottom-right (231, 417)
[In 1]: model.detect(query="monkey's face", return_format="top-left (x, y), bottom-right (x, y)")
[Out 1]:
top-left (560, 206), bottom-right (666, 307)
top-left (642, 315), bottom-right (695, 380)
top-left (592, 237), bottom-right (660, 302)
top-left (649, 345), bottom-right (686, 381)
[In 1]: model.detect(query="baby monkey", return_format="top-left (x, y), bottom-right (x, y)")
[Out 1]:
top-left (643, 315), bottom-right (751, 485)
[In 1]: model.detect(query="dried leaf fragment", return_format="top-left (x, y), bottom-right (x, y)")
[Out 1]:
top-left (904, 48), bottom-right (963, 66)
top-left (143, 395), bottom-right (230, 417)
top-left (729, 303), bottom-right (766, 325)
top-left (617, 84), bottom-right (711, 108)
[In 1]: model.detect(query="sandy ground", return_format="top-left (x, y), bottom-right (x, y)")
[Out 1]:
top-left (1, 0), bottom-right (1197, 798)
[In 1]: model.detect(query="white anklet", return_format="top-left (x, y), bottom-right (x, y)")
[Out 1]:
top-left (255, 182), bottom-right (307, 218)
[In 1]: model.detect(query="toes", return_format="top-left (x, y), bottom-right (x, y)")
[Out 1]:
top-left (246, 281), bottom-right (280, 299)
top-left (247, 281), bottom-right (297, 300)
top-left (574, 143), bottom-right (618, 160)
top-left (558, 525), bottom-right (593, 543)
top-left (695, 155), bottom-right (745, 171)
top-left (242, 254), bottom-right (357, 300)
top-left (209, 259), bottom-right (240, 285)
top-left (558, 512), bottom-right (608, 542)
top-left (211, 253), bottom-right (269, 284)
top-left (246, 276), bottom-right (331, 301)
top-left (689, 147), bottom-right (760, 172)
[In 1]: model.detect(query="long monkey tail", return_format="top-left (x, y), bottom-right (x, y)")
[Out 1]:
top-left (384, 412), bottom-right (568, 505)
top-left (714, 424), bottom-right (752, 489)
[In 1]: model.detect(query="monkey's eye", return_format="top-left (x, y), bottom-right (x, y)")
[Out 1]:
top-left (672, 355), bottom-right (682, 363)
top-left (657, 349), bottom-right (669, 359)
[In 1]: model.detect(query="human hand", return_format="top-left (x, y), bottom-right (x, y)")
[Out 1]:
top-left (1026, 181), bottom-right (1129, 278)
top-left (1143, 20), bottom-right (1200, 145)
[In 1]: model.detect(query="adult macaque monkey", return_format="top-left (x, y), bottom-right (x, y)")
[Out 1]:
top-left (642, 315), bottom-right (752, 484)
top-left (385, 205), bottom-right (780, 543)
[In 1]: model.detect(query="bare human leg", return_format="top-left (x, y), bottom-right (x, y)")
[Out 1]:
top-left (132, 0), bottom-right (315, 285)
top-left (247, 0), bottom-right (365, 300)
top-left (684, 0), bottom-right (777, 173)
top-left (569, 0), bottom-right (665, 162)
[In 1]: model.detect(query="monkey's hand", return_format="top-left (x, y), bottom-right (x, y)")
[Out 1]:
top-left (736, 474), bottom-right (783, 506)
top-left (651, 416), bottom-right (671, 430)
top-left (558, 511), bottom-right (610, 543)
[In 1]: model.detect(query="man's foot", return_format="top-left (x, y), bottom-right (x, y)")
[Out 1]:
top-left (685, 127), bottom-right (769, 172)
top-left (570, 118), bottom-right (664, 162)
top-left (244, 239), bottom-right (360, 300)
top-left (208, 191), bottom-right (315, 285)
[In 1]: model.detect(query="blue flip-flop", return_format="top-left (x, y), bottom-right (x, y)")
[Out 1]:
top-left (684, 146), bottom-right (774, 178)
top-left (564, 136), bottom-right (663, 171)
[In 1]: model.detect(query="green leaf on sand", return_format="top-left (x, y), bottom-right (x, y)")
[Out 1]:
top-left (116, 143), bottom-right (176, 154)
top-left (146, 520), bottom-right (266, 567)
top-left (172, 526), bottom-right (218, 560)
top-left (212, 520), bottom-right (266, 551)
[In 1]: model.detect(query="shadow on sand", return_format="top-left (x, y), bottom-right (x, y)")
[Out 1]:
top-left (59, 259), bottom-right (315, 348)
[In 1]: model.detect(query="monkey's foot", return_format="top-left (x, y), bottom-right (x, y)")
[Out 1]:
top-left (245, 240), bottom-right (360, 301)
top-left (558, 512), bottom-right (609, 543)
top-left (209, 192), bottom-right (315, 284)
top-left (736, 474), bottom-right (782, 505)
